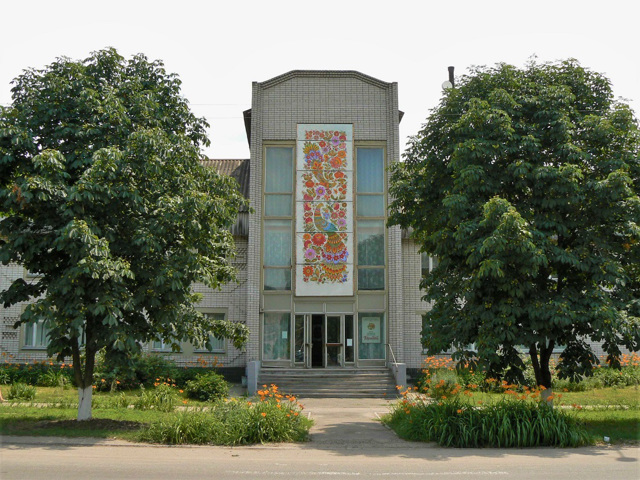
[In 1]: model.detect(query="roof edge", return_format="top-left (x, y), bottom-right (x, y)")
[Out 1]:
top-left (258, 70), bottom-right (396, 89)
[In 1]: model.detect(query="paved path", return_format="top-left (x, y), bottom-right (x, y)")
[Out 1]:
top-left (301, 396), bottom-right (413, 448)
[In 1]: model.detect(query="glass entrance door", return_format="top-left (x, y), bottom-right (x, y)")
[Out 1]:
top-left (325, 315), bottom-right (341, 367)
top-left (292, 314), bottom-right (355, 368)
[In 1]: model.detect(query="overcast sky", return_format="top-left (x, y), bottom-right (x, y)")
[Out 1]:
top-left (1, 0), bottom-right (637, 159)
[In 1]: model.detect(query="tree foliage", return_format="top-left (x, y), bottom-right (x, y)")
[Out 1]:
top-left (389, 60), bottom-right (640, 388)
top-left (0, 49), bottom-right (249, 418)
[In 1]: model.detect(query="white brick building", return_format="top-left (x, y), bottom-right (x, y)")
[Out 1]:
top-left (0, 71), bottom-right (435, 383)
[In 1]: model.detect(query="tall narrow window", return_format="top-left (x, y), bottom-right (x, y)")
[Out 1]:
top-left (263, 312), bottom-right (291, 360)
top-left (421, 252), bottom-right (438, 278)
top-left (356, 147), bottom-right (385, 290)
top-left (264, 147), bottom-right (293, 290)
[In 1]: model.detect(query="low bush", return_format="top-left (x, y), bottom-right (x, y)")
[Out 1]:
top-left (134, 383), bottom-right (178, 412)
top-left (8, 382), bottom-right (37, 401)
top-left (93, 351), bottom-right (179, 391)
top-left (37, 369), bottom-right (73, 388)
top-left (184, 372), bottom-right (229, 402)
top-left (140, 384), bottom-right (312, 445)
top-left (0, 360), bottom-right (75, 387)
top-left (385, 393), bottom-right (590, 447)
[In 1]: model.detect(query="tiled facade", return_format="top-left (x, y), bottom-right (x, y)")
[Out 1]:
top-left (2, 70), bottom-right (618, 376)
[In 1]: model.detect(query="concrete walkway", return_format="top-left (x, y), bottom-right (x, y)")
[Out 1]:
top-left (298, 396), bottom-right (417, 448)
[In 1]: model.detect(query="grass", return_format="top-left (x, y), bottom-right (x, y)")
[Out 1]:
top-left (0, 406), bottom-right (162, 441)
top-left (0, 384), bottom-right (312, 445)
top-left (463, 386), bottom-right (639, 408)
top-left (384, 381), bottom-right (640, 447)
top-left (575, 409), bottom-right (640, 444)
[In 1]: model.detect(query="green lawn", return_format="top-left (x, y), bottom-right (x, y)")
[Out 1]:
top-left (0, 406), bottom-right (163, 441)
top-left (0, 384), bottom-right (312, 445)
top-left (1, 385), bottom-right (638, 444)
top-left (575, 409), bottom-right (640, 444)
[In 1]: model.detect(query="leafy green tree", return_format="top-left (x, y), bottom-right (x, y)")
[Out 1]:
top-left (0, 49), bottom-right (249, 419)
top-left (389, 60), bottom-right (640, 394)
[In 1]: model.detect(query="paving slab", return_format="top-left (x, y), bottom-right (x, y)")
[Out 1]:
top-left (298, 396), bottom-right (416, 448)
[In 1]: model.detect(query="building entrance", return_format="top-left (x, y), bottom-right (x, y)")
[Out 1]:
top-left (294, 314), bottom-right (354, 368)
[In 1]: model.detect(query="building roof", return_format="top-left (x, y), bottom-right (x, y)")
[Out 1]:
top-left (201, 158), bottom-right (250, 237)
top-left (201, 158), bottom-right (250, 203)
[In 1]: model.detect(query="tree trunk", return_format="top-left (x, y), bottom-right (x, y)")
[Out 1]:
top-left (77, 385), bottom-right (93, 421)
top-left (71, 334), bottom-right (97, 421)
top-left (529, 342), bottom-right (555, 407)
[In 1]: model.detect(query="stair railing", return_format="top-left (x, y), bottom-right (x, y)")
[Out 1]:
top-left (386, 343), bottom-right (397, 367)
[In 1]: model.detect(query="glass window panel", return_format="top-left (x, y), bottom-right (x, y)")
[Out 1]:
top-left (294, 315), bottom-right (305, 363)
top-left (153, 339), bottom-right (169, 351)
top-left (357, 195), bottom-right (385, 217)
top-left (265, 147), bottom-right (293, 193)
top-left (200, 313), bottom-right (226, 352)
top-left (263, 312), bottom-right (291, 360)
top-left (264, 219), bottom-right (291, 266)
top-left (264, 268), bottom-right (291, 291)
top-left (326, 316), bottom-right (340, 344)
top-left (358, 313), bottom-right (385, 359)
top-left (24, 322), bottom-right (34, 346)
top-left (24, 320), bottom-right (48, 348)
top-left (356, 148), bottom-right (384, 193)
top-left (358, 268), bottom-right (385, 290)
top-left (344, 315), bottom-right (354, 362)
top-left (421, 253), bottom-right (438, 277)
top-left (357, 220), bottom-right (384, 266)
top-left (36, 323), bottom-right (48, 346)
top-left (421, 252), bottom-right (429, 278)
top-left (265, 194), bottom-right (292, 216)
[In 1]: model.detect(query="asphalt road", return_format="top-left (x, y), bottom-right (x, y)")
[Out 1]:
top-left (1, 440), bottom-right (639, 480)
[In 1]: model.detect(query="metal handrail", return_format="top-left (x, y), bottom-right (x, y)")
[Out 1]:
top-left (386, 343), bottom-right (398, 366)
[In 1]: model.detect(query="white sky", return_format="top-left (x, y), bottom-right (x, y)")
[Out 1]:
top-left (1, 0), bottom-right (637, 159)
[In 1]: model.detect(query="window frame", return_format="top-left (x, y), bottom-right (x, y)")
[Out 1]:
top-left (262, 144), bottom-right (294, 292)
top-left (23, 318), bottom-right (50, 350)
top-left (355, 144), bottom-right (387, 292)
top-left (194, 310), bottom-right (228, 354)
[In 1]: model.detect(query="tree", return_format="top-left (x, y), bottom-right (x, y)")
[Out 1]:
top-left (389, 60), bottom-right (640, 395)
top-left (0, 49), bottom-right (249, 420)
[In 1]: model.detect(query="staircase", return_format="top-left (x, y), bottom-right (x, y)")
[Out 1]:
top-left (257, 367), bottom-right (399, 398)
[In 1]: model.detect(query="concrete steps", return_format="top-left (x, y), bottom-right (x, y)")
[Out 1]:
top-left (257, 367), bottom-right (399, 398)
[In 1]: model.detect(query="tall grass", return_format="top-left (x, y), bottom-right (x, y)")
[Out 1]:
top-left (385, 396), bottom-right (589, 447)
top-left (139, 384), bottom-right (312, 445)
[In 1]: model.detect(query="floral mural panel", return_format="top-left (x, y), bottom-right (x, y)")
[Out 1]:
top-left (295, 263), bottom-right (353, 296)
top-left (295, 231), bottom-right (354, 268)
top-left (295, 124), bottom-right (353, 171)
top-left (295, 124), bottom-right (353, 296)
top-left (295, 170), bottom-right (352, 205)
top-left (295, 200), bottom-right (353, 236)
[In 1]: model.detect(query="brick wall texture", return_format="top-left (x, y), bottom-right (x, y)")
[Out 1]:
top-left (1, 70), bottom-right (628, 371)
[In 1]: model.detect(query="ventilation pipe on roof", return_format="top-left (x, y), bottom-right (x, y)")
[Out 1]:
top-left (448, 66), bottom-right (455, 87)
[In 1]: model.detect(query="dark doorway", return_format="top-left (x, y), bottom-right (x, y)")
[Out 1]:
top-left (311, 314), bottom-right (324, 367)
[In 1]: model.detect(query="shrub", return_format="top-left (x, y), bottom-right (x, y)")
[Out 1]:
top-left (140, 384), bottom-right (312, 445)
top-left (0, 361), bottom-right (75, 387)
top-left (7, 382), bottom-right (37, 401)
top-left (37, 369), bottom-right (73, 388)
top-left (93, 351), bottom-right (179, 391)
top-left (424, 370), bottom-right (461, 399)
top-left (591, 365), bottom-right (640, 388)
top-left (385, 395), bottom-right (589, 448)
top-left (134, 384), bottom-right (178, 412)
top-left (184, 372), bottom-right (229, 402)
